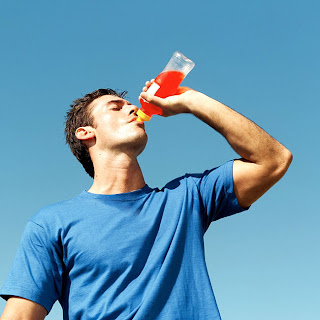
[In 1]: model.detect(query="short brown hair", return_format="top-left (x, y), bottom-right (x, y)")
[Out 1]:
top-left (65, 88), bottom-right (127, 178)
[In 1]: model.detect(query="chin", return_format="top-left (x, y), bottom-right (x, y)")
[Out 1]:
top-left (134, 134), bottom-right (148, 156)
top-left (123, 132), bottom-right (148, 156)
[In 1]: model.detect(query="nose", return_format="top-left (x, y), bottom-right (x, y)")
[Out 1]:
top-left (126, 104), bottom-right (139, 116)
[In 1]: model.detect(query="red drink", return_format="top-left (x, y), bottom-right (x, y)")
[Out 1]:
top-left (139, 70), bottom-right (185, 119)
top-left (153, 70), bottom-right (185, 98)
top-left (137, 51), bottom-right (195, 122)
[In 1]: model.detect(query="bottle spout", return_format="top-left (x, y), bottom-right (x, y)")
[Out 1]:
top-left (137, 109), bottom-right (151, 122)
top-left (136, 116), bottom-right (144, 123)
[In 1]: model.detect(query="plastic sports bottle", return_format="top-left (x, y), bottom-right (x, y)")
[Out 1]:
top-left (137, 51), bottom-right (195, 122)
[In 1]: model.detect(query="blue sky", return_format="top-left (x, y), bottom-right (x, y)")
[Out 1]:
top-left (0, 0), bottom-right (319, 319)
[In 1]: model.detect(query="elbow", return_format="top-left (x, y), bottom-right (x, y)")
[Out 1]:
top-left (272, 147), bottom-right (293, 179)
top-left (281, 147), bottom-right (293, 172)
top-left (287, 149), bottom-right (293, 166)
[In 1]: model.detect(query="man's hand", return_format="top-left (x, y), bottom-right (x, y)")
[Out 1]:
top-left (139, 79), bottom-right (196, 117)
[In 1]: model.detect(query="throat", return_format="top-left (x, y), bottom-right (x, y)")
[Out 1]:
top-left (88, 161), bottom-right (146, 195)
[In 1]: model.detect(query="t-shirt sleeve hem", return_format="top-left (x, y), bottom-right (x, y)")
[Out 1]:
top-left (223, 160), bottom-right (251, 214)
top-left (0, 286), bottom-right (54, 314)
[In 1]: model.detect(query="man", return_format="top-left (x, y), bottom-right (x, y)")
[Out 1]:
top-left (0, 81), bottom-right (292, 319)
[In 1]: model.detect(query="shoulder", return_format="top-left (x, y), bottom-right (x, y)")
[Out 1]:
top-left (159, 161), bottom-right (232, 193)
top-left (29, 193), bottom-right (85, 230)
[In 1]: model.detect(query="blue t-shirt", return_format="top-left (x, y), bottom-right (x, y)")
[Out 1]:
top-left (1, 160), bottom-right (248, 319)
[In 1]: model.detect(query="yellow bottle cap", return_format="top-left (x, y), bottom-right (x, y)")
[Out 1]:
top-left (137, 109), bottom-right (151, 122)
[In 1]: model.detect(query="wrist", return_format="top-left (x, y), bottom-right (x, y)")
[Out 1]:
top-left (184, 91), bottom-right (210, 115)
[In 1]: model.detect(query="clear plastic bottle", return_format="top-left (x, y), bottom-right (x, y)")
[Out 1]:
top-left (137, 51), bottom-right (195, 122)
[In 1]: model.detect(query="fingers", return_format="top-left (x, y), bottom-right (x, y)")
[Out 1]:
top-left (142, 79), bottom-right (155, 92)
top-left (139, 92), bottom-right (166, 108)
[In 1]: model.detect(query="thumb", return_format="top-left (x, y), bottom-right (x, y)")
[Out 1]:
top-left (139, 92), bottom-right (166, 107)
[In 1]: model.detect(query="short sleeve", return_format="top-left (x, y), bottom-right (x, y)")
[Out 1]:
top-left (0, 220), bottom-right (64, 313)
top-left (190, 160), bottom-right (249, 231)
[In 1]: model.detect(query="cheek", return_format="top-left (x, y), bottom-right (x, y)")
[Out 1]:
top-left (95, 119), bottom-right (119, 143)
top-left (98, 115), bottom-right (121, 133)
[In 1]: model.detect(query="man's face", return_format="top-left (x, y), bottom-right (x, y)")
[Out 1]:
top-left (89, 95), bottom-right (148, 156)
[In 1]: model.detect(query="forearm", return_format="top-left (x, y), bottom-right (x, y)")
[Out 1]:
top-left (185, 91), bottom-right (291, 168)
top-left (1, 297), bottom-right (47, 320)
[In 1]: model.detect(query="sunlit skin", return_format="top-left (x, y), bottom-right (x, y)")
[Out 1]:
top-left (75, 95), bottom-right (148, 195)
top-left (75, 80), bottom-right (292, 203)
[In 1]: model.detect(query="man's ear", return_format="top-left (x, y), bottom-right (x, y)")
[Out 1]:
top-left (75, 126), bottom-right (95, 141)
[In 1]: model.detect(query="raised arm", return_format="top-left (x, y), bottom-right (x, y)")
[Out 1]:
top-left (0, 297), bottom-right (47, 320)
top-left (139, 87), bottom-right (293, 208)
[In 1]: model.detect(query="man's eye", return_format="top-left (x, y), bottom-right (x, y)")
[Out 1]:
top-left (111, 107), bottom-right (121, 111)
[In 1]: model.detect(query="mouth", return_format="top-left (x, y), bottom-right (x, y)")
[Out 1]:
top-left (128, 115), bottom-right (138, 123)
top-left (128, 116), bottom-right (145, 129)
top-left (128, 113), bottom-right (138, 122)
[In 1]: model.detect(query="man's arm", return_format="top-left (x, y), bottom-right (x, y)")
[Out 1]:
top-left (139, 88), bottom-right (293, 208)
top-left (0, 297), bottom-right (47, 320)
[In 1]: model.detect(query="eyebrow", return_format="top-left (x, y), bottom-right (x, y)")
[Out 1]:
top-left (106, 99), bottom-right (131, 106)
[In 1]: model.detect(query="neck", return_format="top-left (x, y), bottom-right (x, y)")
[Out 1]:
top-left (87, 152), bottom-right (145, 195)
